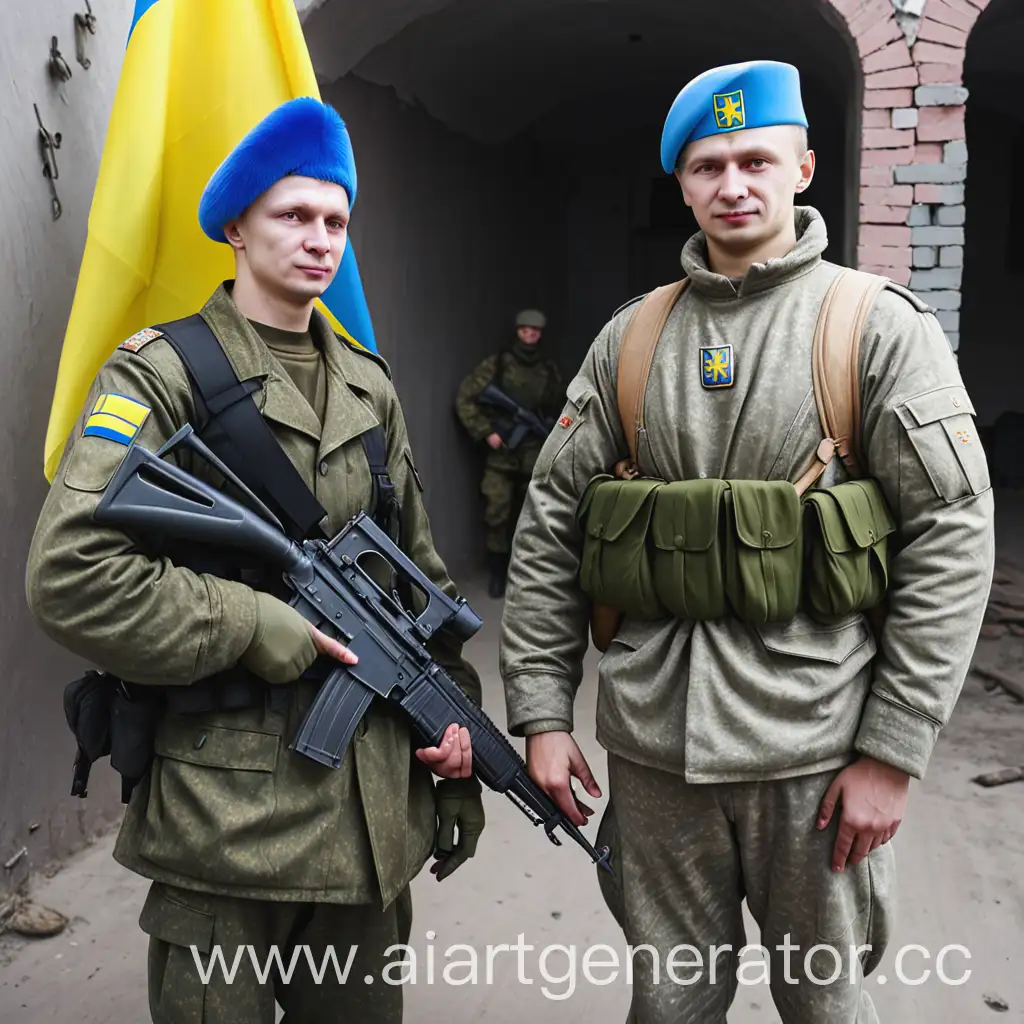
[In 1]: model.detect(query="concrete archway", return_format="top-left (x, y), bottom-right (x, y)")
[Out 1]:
top-left (298, 0), bottom-right (863, 567)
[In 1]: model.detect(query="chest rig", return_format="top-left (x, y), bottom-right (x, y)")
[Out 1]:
top-left (580, 269), bottom-right (897, 651)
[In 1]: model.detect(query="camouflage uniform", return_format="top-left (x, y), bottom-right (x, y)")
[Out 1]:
top-left (499, 208), bottom-right (995, 1023)
top-left (454, 333), bottom-right (564, 590)
top-left (26, 284), bottom-right (484, 1023)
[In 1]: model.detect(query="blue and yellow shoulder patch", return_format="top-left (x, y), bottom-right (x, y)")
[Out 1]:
top-left (83, 393), bottom-right (151, 446)
top-left (700, 345), bottom-right (735, 389)
top-left (118, 327), bottom-right (164, 353)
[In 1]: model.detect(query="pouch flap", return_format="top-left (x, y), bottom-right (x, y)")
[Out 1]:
top-left (584, 479), bottom-right (663, 541)
top-left (575, 474), bottom-right (615, 528)
top-left (728, 481), bottom-right (801, 549)
top-left (901, 385), bottom-right (975, 426)
top-left (154, 720), bottom-right (279, 772)
top-left (139, 884), bottom-right (215, 953)
top-left (803, 491), bottom-right (856, 554)
top-left (830, 479), bottom-right (897, 549)
top-left (650, 479), bottom-right (730, 552)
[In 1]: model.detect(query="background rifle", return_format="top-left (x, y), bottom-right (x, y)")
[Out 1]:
top-left (93, 426), bottom-right (611, 874)
top-left (477, 383), bottom-right (555, 450)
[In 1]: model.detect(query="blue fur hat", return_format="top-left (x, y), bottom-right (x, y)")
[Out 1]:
top-left (199, 97), bottom-right (357, 243)
top-left (660, 61), bottom-right (808, 174)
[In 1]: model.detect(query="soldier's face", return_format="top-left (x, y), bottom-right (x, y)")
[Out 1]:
top-left (517, 326), bottom-right (542, 344)
top-left (225, 176), bottom-right (350, 304)
top-left (675, 126), bottom-right (815, 255)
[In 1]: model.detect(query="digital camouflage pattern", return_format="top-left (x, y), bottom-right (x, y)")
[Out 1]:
top-left (455, 341), bottom-right (564, 553)
top-left (26, 283), bottom-right (483, 912)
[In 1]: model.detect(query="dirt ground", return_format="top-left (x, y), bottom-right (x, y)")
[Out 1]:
top-left (2, 494), bottom-right (1022, 1023)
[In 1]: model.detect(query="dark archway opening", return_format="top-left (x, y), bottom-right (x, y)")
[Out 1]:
top-left (303, 0), bottom-right (860, 569)
top-left (961, 0), bottom-right (1024, 488)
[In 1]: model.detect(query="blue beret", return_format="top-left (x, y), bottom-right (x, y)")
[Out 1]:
top-left (199, 97), bottom-right (357, 243)
top-left (660, 61), bottom-right (808, 174)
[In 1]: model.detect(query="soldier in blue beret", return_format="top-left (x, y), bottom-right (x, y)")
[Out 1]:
top-left (28, 97), bottom-right (487, 1022)
top-left (500, 59), bottom-right (993, 1023)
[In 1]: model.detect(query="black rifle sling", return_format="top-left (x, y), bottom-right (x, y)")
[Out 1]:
top-left (156, 314), bottom-right (327, 542)
top-left (360, 423), bottom-right (402, 545)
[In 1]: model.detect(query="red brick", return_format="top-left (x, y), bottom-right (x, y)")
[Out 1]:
top-left (858, 244), bottom-right (912, 266)
top-left (858, 264), bottom-right (911, 286)
top-left (864, 88), bottom-right (914, 108)
top-left (862, 166), bottom-right (895, 186)
top-left (917, 106), bottom-right (966, 142)
top-left (856, 15), bottom-right (903, 57)
top-left (918, 63), bottom-right (963, 85)
top-left (862, 146), bottom-right (915, 166)
top-left (862, 109), bottom-right (892, 128)
top-left (916, 18), bottom-right (970, 47)
top-left (962, 0), bottom-right (989, 9)
top-left (849, 0), bottom-right (891, 34)
top-left (923, 0), bottom-right (977, 33)
top-left (865, 68), bottom-right (919, 90)
top-left (863, 128), bottom-right (916, 148)
top-left (914, 142), bottom-right (945, 162)
top-left (861, 185), bottom-right (914, 206)
top-left (860, 205), bottom-right (914, 224)
top-left (863, 39), bottom-right (913, 74)
top-left (832, 0), bottom-right (867, 16)
top-left (912, 40), bottom-right (965, 64)
top-left (860, 224), bottom-right (912, 247)
top-left (915, 184), bottom-right (953, 203)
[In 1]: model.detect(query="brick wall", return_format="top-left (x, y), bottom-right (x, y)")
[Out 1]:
top-left (830, 0), bottom-right (989, 352)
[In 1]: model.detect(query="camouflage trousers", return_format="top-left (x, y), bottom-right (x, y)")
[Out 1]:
top-left (141, 881), bottom-right (413, 1023)
top-left (595, 753), bottom-right (896, 1024)
top-left (480, 446), bottom-right (540, 554)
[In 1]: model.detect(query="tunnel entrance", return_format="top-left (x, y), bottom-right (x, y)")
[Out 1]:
top-left (960, 0), bottom-right (1024, 488)
top-left (300, 0), bottom-right (861, 568)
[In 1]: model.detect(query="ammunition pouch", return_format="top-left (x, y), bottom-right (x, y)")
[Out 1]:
top-left (801, 478), bottom-right (896, 624)
top-left (577, 473), bottom-right (894, 649)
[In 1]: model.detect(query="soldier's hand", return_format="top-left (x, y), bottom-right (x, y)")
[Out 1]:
top-left (310, 627), bottom-right (359, 666)
top-left (416, 722), bottom-right (473, 778)
top-left (526, 730), bottom-right (602, 827)
top-left (485, 432), bottom-right (504, 450)
top-left (430, 776), bottom-right (485, 881)
top-left (817, 755), bottom-right (910, 872)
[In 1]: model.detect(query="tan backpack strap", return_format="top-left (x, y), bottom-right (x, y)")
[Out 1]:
top-left (614, 279), bottom-right (689, 477)
top-left (797, 268), bottom-right (888, 495)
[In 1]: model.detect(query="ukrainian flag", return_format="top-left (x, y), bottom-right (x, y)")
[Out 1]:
top-left (43, 0), bottom-right (377, 482)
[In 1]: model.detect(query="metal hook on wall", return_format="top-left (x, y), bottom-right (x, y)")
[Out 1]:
top-left (74, 1), bottom-right (98, 70)
top-left (49, 35), bottom-right (73, 83)
top-left (34, 103), bottom-right (63, 221)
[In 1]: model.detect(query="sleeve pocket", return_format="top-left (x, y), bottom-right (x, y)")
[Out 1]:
top-left (896, 385), bottom-right (991, 502)
top-left (533, 379), bottom-right (596, 481)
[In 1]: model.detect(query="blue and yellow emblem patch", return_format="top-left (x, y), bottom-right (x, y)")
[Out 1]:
top-left (713, 90), bottom-right (745, 130)
top-left (83, 393), bottom-right (151, 446)
top-left (700, 346), bottom-right (735, 389)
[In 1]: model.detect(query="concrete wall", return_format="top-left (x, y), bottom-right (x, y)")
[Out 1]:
top-left (0, 0), bottom-right (136, 893)
top-left (318, 73), bottom-right (570, 575)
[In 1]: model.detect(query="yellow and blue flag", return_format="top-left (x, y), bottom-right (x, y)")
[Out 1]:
top-left (43, 0), bottom-right (377, 481)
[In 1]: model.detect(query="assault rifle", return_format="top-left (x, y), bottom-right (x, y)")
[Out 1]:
top-left (477, 383), bottom-right (555, 450)
top-left (92, 426), bottom-right (611, 874)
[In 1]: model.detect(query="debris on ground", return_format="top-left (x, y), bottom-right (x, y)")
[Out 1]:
top-left (983, 992), bottom-right (1010, 1012)
top-left (2, 898), bottom-right (69, 939)
top-left (972, 766), bottom-right (1024, 788)
top-left (973, 561), bottom-right (1024, 702)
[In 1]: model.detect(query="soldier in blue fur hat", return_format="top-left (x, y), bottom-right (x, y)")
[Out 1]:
top-left (28, 97), bottom-right (487, 1022)
top-left (500, 58), bottom-right (993, 1024)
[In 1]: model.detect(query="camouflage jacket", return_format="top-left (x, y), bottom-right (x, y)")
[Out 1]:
top-left (454, 343), bottom-right (564, 448)
top-left (499, 207), bottom-right (994, 784)
top-left (26, 283), bottom-right (482, 908)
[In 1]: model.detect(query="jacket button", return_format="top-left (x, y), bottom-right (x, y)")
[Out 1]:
top-left (674, 534), bottom-right (684, 547)
top-left (762, 530), bottom-right (773, 544)
top-left (319, 460), bottom-right (329, 476)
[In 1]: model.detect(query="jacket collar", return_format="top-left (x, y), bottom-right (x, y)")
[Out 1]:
top-left (197, 282), bottom-right (380, 458)
top-left (679, 206), bottom-right (828, 300)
